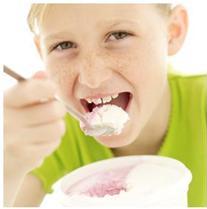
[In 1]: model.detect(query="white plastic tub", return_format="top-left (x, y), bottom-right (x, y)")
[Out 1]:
top-left (41, 156), bottom-right (192, 207)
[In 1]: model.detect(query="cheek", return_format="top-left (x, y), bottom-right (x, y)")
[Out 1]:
top-left (44, 56), bottom-right (76, 98)
top-left (110, 48), bottom-right (167, 89)
top-left (109, 37), bottom-right (167, 81)
top-left (113, 39), bottom-right (168, 110)
top-left (136, 40), bottom-right (168, 95)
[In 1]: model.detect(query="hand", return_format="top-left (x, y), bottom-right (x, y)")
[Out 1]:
top-left (4, 71), bottom-right (67, 176)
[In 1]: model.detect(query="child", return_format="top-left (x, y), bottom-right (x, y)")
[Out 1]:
top-left (4, 4), bottom-right (206, 207)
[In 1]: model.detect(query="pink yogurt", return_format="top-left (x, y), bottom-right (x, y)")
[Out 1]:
top-left (65, 165), bottom-right (135, 197)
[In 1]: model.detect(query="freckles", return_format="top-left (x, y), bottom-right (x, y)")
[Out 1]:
top-left (111, 52), bottom-right (139, 78)
top-left (46, 61), bottom-right (76, 91)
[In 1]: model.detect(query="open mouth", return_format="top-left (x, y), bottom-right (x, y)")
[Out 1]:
top-left (80, 92), bottom-right (132, 113)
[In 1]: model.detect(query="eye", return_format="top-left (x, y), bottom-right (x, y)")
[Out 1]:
top-left (106, 31), bottom-right (132, 42)
top-left (52, 41), bottom-right (77, 51)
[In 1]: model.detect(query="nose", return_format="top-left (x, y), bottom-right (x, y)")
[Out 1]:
top-left (77, 52), bottom-right (112, 88)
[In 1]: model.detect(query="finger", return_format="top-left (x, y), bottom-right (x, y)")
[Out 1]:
top-left (19, 119), bottom-right (66, 145)
top-left (4, 78), bottom-right (57, 108)
top-left (5, 100), bottom-right (67, 127)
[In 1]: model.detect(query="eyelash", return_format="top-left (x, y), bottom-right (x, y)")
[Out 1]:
top-left (51, 31), bottom-right (132, 52)
top-left (51, 41), bottom-right (77, 52)
top-left (106, 31), bottom-right (132, 42)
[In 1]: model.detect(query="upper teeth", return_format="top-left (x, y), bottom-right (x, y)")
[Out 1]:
top-left (86, 94), bottom-right (119, 105)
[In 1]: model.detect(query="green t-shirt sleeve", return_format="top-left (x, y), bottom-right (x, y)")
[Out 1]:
top-left (31, 114), bottom-right (113, 193)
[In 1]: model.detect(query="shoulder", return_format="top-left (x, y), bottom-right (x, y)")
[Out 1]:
top-left (168, 71), bottom-right (207, 126)
top-left (168, 72), bottom-right (207, 101)
top-left (168, 72), bottom-right (207, 87)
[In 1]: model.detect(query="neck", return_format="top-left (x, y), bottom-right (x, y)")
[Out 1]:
top-left (112, 82), bottom-right (171, 156)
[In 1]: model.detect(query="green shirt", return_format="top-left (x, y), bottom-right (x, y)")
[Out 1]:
top-left (32, 73), bottom-right (207, 207)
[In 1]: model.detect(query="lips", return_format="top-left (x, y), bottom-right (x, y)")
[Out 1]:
top-left (80, 92), bottom-right (132, 113)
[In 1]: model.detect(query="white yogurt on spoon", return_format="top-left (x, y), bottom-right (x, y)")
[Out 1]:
top-left (80, 104), bottom-right (129, 136)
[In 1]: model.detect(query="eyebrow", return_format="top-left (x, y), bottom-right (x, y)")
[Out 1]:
top-left (97, 19), bottom-right (140, 29)
top-left (43, 19), bottom-right (139, 43)
top-left (43, 31), bottom-right (75, 43)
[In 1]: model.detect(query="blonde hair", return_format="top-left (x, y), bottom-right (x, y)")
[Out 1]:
top-left (27, 4), bottom-right (50, 34)
top-left (157, 4), bottom-right (172, 16)
top-left (27, 4), bottom-right (172, 34)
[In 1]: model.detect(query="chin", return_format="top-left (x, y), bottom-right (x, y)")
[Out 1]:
top-left (96, 136), bottom-right (130, 148)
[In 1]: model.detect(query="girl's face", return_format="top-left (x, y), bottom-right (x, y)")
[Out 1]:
top-left (37, 4), bottom-right (169, 147)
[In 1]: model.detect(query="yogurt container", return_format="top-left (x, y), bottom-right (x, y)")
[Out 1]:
top-left (41, 156), bottom-right (192, 207)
